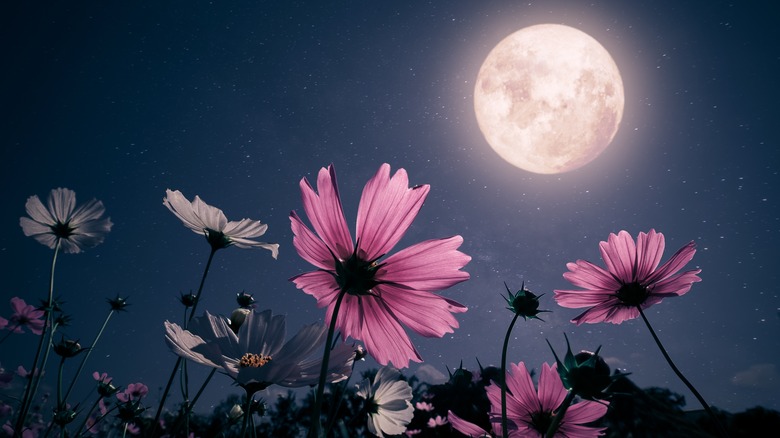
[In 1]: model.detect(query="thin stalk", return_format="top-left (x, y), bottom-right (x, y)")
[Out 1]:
top-left (637, 306), bottom-right (729, 438)
top-left (74, 396), bottom-right (103, 437)
top-left (309, 289), bottom-right (347, 438)
top-left (500, 313), bottom-right (520, 438)
top-left (63, 309), bottom-right (115, 402)
top-left (240, 391), bottom-right (254, 438)
top-left (15, 240), bottom-right (61, 434)
top-left (149, 248), bottom-right (217, 437)
top-left (545, 389), bottom-right (576, 438)
top-left (0, 323), bottom-right (22, 345)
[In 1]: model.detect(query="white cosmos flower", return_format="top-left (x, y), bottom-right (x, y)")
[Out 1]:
top-left (163, 189), bottom-right (279, 257)
top-left (19, 187), bottom-right (112, 254)
top-left (164, 309), bottom-right (355, 394)
top-left (356, 366), bottom-right (414, 437)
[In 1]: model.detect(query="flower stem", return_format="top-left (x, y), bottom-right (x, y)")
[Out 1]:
top-left (149, 248), bottom-right (217, 437)
top-left (63, 309), bottom-right (115, 402)
top-left (501, 313), bottom-right (520, 438)
top-left (637, 306), bottom-right (729, 438)
top-left (545, 389), bottom-right (576, 438)
top-left (240, 391), bottom-right (254, 438)
top-left (0, 323), bottom-right (21, 345)
top-left (309, 289), bottom-right (347, 438)
top-left (15, 240), bottom-right (60, 434)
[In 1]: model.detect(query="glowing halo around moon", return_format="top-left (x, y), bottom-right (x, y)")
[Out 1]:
top-left (474, 24), bottom-right (625, 174)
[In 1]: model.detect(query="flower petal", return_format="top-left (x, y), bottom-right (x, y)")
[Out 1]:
top-left (447, 410), bottom-right (491, 437)
top-left (635, 229), bottom-right (665, 281)
top-left (598, 230), bottom-right (637, 283)
top-left (23, 194), bottom-right (55, 225)
top-left (299, 165), bottom-right (353, 258)
top-left (378, 283), bottom-right (465, 337)
top-left (290, 211), bottom-right (334, 269)
top-left (356, 164), bottom-right (430, 261)
top-left (47, 188), bottom-right (76, 223)
top-left (560, 260), bottom-right (621, 291)
top-left (358, 297), bottom-right (421, 368)
top-left (379, 236), bottom-right (471, 291)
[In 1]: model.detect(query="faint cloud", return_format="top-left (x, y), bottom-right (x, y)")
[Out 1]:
top-left (731, 363), bottom-right (779, 388)
top-left (415, 364), bottom-right (447, 385)
top-left (602, 355), bottom-right (628, 371)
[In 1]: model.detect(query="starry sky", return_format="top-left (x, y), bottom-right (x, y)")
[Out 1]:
top-left (2, 0), bottom-right (778, 416)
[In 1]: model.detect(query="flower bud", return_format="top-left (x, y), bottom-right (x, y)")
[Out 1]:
top-left (53, 338), bottom-right (84, 358)
top-left (503, 282), bottom-right (549, 320)
top-left (229, 308), bottom-right (251, 334)
top-left (236, 291), bottom-right (256, 309)
top-left (228, 404), bottom-right (244, 423)
top-left (179, 292), bottom-right (197, 308)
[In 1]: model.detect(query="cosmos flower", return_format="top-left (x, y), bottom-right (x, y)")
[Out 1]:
top-left (450, 362), bottom-right (608, 437)
top-left (19, 187), bottom-right (112, 254)
top-left (5, 297), bottom-right (45, 335)
top-left (290, 164), bottom-right (471, 368)
top-left (163, 189), bottom-right (279, 257)
top-left (116, 383), bottom-right (149, 403)
top-left (164, 309), bottom-right (355, 394)
top-left (356, 366), bottom-right (414, 437)
top-left (427, 415), bottom-right (448, 428)
top-left (554, 229), bottom-right (701, 324)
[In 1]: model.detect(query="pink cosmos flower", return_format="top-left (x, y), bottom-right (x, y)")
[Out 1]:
top-left (427, 415), bottom-right (448, 428)
top-left (116, 383), bottom-right (148, 403)
top-left (554, 229), bottom-right (702, 325)
top-left (449, 362), bottom-right (608, 437)
top-left (20, 187), bottom-right (112, 254)
top-left (290, 164), bottom-right (470, 368)
top-left (5, 298), bottom-right (45, 335)
top-left (415, 401), bottom-right (434, 412)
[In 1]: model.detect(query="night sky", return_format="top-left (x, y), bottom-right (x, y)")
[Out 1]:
top-left (2, 0), bottom-right (778, 416)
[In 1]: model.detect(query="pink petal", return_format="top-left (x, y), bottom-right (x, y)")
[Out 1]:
top-left (355, 164), bottom-right (430, 261)
top-left (299, 166), bottom-right (353, 258)
top-left (554, 289), bottom-right (619, 308)
top-left (291, 270), bottom-right (340, 307)
top-left (290, 211), bottom-right (334, 270)
top-left (356, 297), bottom-right (421, 368)
top-left (379, 236), bottom-right (471, 291)
top-left (635, 229), bottom-right (665, 281)
top-left (645, 241), bottom-right (698, 285)
top-left (378, 283), bottom-right (466, 337)
top-left (561, 260), bottom-right (621, 291)
top-left (598, 230), bottom-right (637, 283)
top-left (571, 301), bottom-right (638, 325)
top-left (447, 410), bottom-right (490, 437)
top-left (650, 269), bottom-right (701, 296)
top-left (537, 363), bottom-right (567, 413)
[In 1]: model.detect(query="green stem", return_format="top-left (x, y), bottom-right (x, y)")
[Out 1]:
top-left (15, 240), bottom-right (61, 435)
top-left (309, 289), bottom-right (347, 438)
top-left (637, 306), bottom-right (729, 438)
top-left (73, 395), bottom-right (103, 437)
top-left (240, 391), bottom-right (255, 438)
top-left (57, 356), bottom-right (66, 409)
top-left (63, 310), bottom-right (115, 402)
top-left (545, 390), bottom-right (576, 438)
top-left (149, 248), bottom-right (217, 437)
top-left (501, 313), bottom-right (520, 438)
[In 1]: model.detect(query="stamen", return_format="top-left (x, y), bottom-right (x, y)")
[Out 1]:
top-left (239, 353), bottom-right (272, 368)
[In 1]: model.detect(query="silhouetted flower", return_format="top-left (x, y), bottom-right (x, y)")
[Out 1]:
top-left (356, 366), bottom-right (414, 437)
top-left (107, 296), bottom-right (130, 312)
top-left (503, 281), bottom-right (549, 321)
top-left (163, 189), bottom-right (279, 257)
top-left (93, 371), bottom-right (118, 397)
top-left (236, 291), bottom-right (256, 308)
top-left (5, 297), bottom-right (45, 335)
top-left (52, 408), bottom-right (78, 426)
top-left (53, 338), bottom-right (85, 358)
top-left (178, 292), bottom-right (197, 308)
top-left (290, 164), bottom-right (470, 367)
top-left (116, 383), bottom-right (149, 403)
top-left (555, 229), bottom-right (701, 324)
top-left (548, 335), bottom-right (621, 401)
top-left (19, 187), bottom-right (112, 253)
top-left (164, 309), bottom-right (355, 394)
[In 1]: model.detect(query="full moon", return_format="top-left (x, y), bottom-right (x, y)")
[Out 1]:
top-left (474, 24), bottom-right (624, 174)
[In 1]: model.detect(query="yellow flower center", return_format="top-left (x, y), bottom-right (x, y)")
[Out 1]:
top-left (239, 353), bottom-right (272, 368)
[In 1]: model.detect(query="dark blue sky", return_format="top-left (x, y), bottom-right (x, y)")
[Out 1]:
top-left (2, 0), bottom-right (778, 415)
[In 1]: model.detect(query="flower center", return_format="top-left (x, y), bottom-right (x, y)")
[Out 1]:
top-left (239, 353), bottom-right (272, 368)
top-left (50, 221), bottom-right (74, 239)
top-left (530, 410), bottom-right (553, 434)
top-left (205, 229), bottom-right (232, 250)
top-left (616, 281), bottom-right (649, 306)
top-left (335, 250), bottom-right (380, 296)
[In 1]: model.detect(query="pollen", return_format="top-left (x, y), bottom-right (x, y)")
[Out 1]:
top-left (239, 353), bottom-right (272, 368)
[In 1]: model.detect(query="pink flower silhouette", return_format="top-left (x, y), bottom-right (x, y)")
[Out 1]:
top-left (449, 362), bottom-right (608, 437)
top-left (6, 297), bottom-right (45, 335)
top-left (116, 383), bottom-right (148, 403)
top-left (555, 229), bottom-right (701, 325)
top-left (290, 164), bottom-right (470, 368)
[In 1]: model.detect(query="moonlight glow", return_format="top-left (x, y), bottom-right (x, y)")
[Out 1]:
top-left (474, 24), bottom-right (625, 174)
